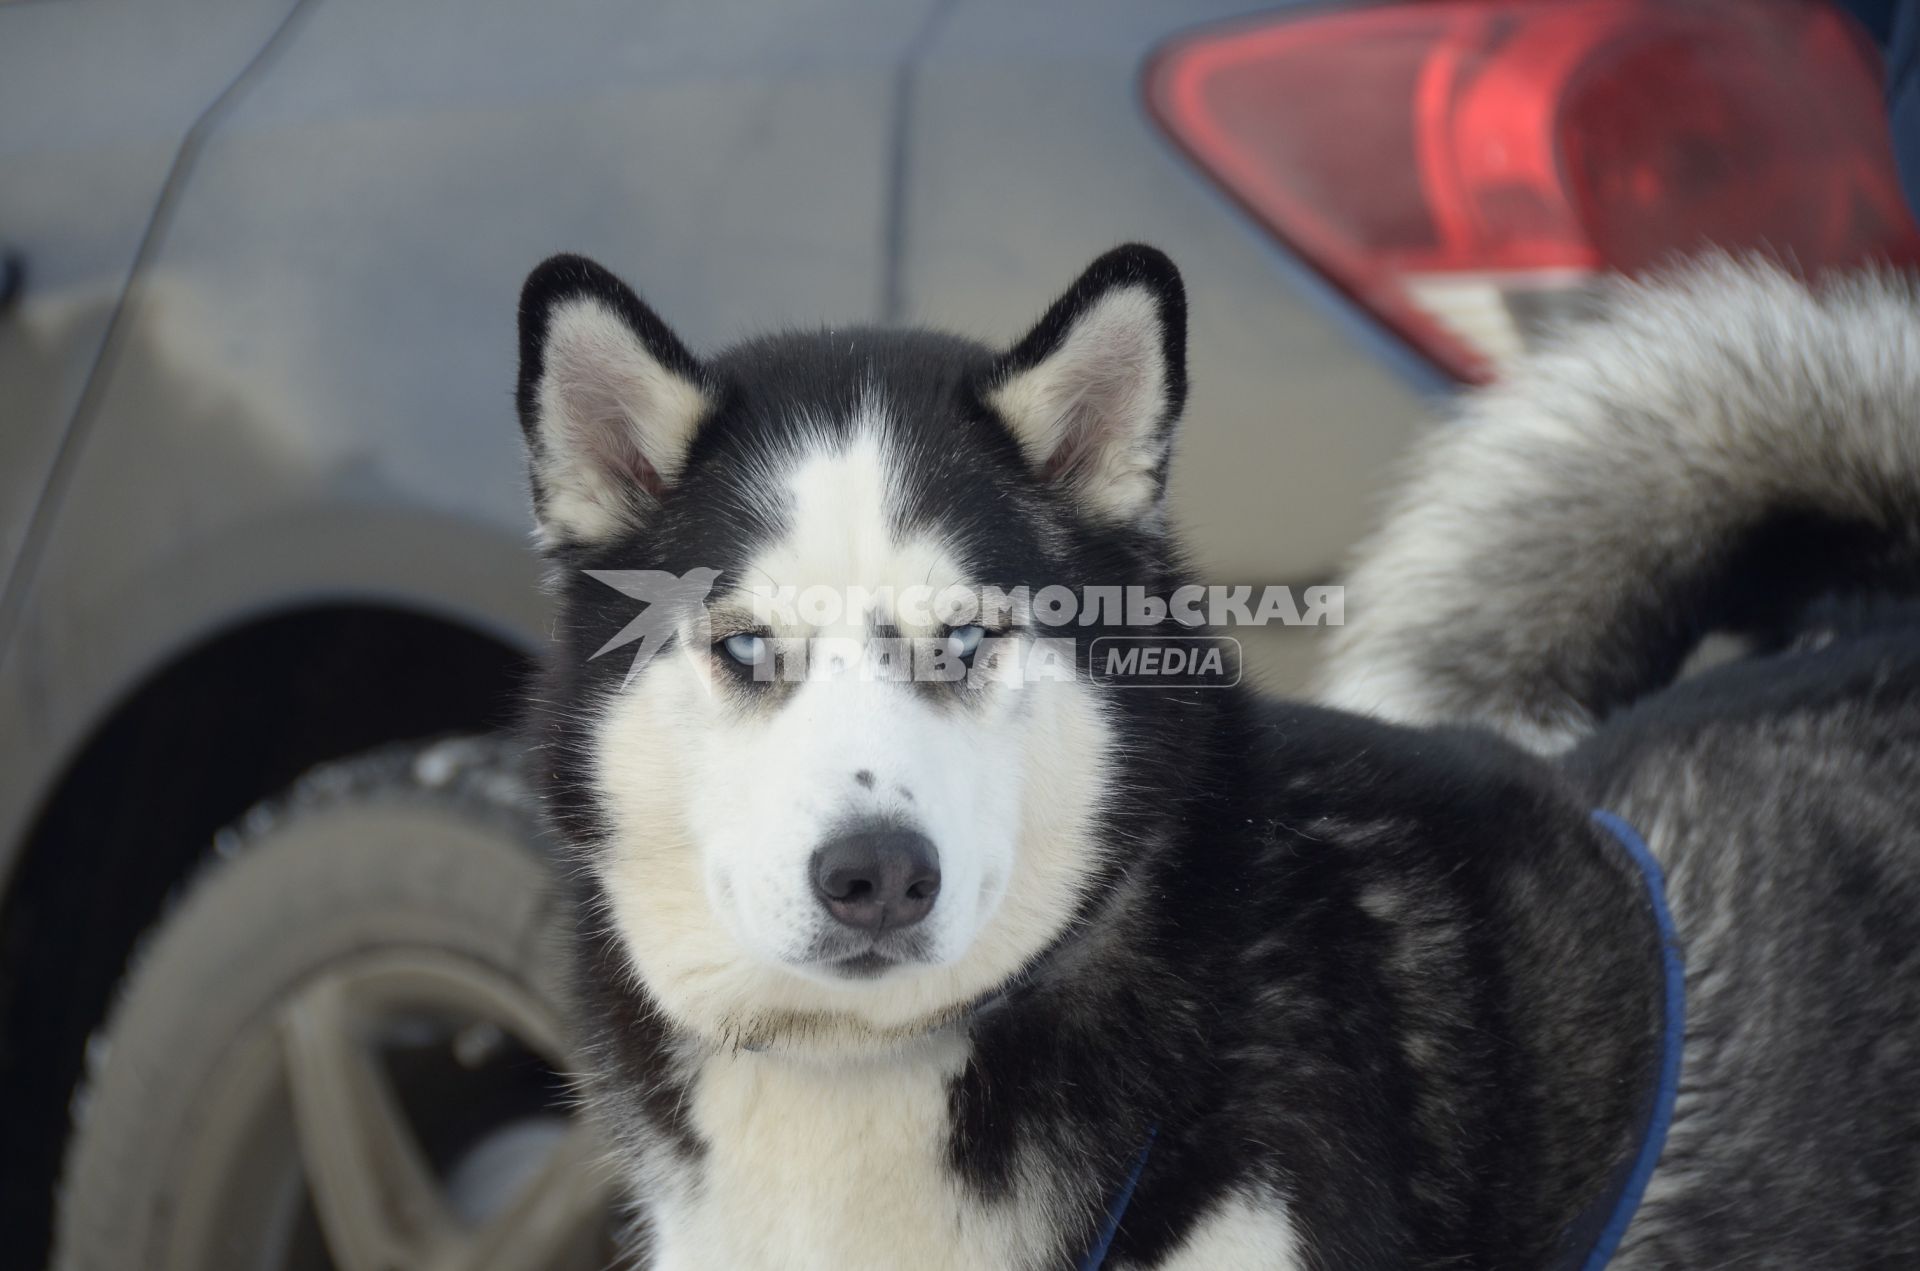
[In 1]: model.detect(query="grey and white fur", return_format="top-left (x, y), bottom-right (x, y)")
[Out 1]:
top-left (1321, 257), bottom-right (1920, 1269)
top-left (516, 248), bottom-right (1920, 1270)
top-left (1320, 256), bottom-right (1920, 751)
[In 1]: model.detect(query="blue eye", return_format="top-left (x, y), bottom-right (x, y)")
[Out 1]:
top-left (720, 633), bottom-right (769, 667)
top-left (946, 625), bottom-right (987, 661)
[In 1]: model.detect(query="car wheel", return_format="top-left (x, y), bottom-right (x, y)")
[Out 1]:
top-left (50, 736), bottom-right (621, 1271)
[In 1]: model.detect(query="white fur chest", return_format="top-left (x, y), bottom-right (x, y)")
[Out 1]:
top-left (647, 1035), bottom-right (1056, 1271)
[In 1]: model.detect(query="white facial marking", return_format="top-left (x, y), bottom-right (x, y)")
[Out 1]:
top-left (588, 392), bottom-right (1117, 1050)
top-left (693, 425), bottom-right (1014, 974)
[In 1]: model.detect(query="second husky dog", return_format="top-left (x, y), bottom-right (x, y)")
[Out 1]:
top-left (516, 247), bottom-right (1920, 1269)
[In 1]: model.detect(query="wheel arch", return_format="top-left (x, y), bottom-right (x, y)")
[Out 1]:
top-left (0, 600), bottom-right (536, 1269)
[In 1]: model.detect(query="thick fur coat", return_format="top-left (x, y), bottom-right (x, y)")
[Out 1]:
top-left (517, 250), bottom-right (1920, 1270)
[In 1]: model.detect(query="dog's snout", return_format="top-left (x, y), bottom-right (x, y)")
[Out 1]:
top-left (811, 825), bottom-right (941, 932)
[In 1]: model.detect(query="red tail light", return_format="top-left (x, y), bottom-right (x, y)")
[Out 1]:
top-left (1147, 0), bottom-right (1920, 382)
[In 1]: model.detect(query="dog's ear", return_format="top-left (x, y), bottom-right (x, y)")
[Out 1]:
top-left (515, 254), bottom-right (713, 548)
top-left (983, 244), bottom-right (1187, 524)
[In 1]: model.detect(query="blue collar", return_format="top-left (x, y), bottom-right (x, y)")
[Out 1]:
top-left (1548, 810), bottom-right (1687, 1271)
top-left (1075, 811), bottom-right (1684, 1271)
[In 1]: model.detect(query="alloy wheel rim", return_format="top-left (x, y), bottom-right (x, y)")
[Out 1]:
top-left (158, 947), bottom-right (615, 1271)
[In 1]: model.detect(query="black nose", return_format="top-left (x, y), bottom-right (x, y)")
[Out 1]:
top-left (810, 826), bottom-right (941, 932)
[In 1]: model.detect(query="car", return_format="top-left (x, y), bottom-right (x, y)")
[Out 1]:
top-left (3, 0), bottom-right (1913, 1267)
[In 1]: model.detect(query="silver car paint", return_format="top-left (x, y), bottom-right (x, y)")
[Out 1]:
top-left (0, 0), bottom-right (1425, 887)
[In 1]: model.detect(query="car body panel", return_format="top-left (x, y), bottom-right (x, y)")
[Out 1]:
top-left (0, 0), bottom-right (946, 873)
top-left (901, 0), bottom-right (1428, 684)
top-left (0, 0), bottom-right (300, 585)
top-left (0, 0), bottom-right (1421, 883)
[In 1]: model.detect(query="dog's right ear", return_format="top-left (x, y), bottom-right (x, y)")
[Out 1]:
top-left (515, 254), bottom-right (712, 549)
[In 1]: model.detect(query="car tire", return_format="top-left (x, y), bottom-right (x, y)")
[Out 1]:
top-left (50, 736), bottom-right (619, 1271)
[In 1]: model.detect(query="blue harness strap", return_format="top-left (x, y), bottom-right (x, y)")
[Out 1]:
top-left (1076, 1126), bottom-right (1156, 1271)
top-left (1076, 811), bottom-right (1683, 1271)
top-left (1548, 810), bottom-right (1688, 1271)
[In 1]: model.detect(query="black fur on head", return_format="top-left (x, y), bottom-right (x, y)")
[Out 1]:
top-left (512, 244), bottom-right (1193, 562)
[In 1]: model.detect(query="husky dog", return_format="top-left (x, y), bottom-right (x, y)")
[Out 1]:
top-left (516, 247), bottom-right (1920, 1270)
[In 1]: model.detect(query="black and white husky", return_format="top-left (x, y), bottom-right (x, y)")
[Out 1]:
top-left (515, 247), bottom-right (1920, 1270)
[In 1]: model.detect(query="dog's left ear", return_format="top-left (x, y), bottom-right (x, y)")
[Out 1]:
top-left (983, 244), bottom-right (1187, 524)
